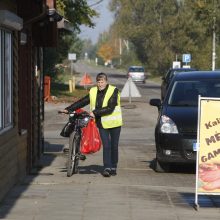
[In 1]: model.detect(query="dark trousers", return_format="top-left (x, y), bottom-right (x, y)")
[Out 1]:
top-left (99, 126), bottom-right (121, 169)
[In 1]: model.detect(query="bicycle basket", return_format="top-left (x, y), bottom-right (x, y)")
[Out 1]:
top-left (60, 122), bottom-right (75, 137)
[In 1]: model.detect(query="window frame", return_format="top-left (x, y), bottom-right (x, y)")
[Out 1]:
top-left (0, 28), bottom-right (13, 134)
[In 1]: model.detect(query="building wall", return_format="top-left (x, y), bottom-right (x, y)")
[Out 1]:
top-left (0, 0), bottom-right (46, 201)
top-left (0, 28), bottom-right (28, 201)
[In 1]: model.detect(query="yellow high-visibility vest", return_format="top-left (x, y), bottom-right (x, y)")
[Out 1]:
top-left (89, 85), bottom-right (123, 129)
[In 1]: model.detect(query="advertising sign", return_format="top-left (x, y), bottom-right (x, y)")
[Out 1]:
top-left (195, 97), bottom-right (220, 208)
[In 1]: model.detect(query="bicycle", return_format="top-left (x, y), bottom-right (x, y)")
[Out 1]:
top-left (59, 109), bottom-right (92, 177)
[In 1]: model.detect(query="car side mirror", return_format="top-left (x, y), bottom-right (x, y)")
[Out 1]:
top-left (149, 99), bottom-right (161, 108)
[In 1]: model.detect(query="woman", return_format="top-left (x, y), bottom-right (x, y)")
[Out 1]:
top-left (61, 72), bottom-right (123, 177)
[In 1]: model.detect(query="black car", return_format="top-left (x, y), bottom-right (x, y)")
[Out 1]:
top-left (161, 67), bottom-right (198, 100)
top-left (150, 71), bottom-right (220, 172)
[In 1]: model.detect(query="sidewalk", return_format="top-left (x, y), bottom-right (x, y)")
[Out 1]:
top-left (0, 101), bottom-right (219, 220)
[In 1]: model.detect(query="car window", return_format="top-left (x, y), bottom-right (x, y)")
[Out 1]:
top-left (164, 70), bottom-right (172, 80)
top-left (168, 80), bottom-right (220, 106)
top-left (129, 67), bottom-right (144, 72)
top-left (165, 68), bottom-right (197, 82)
top-left (165, 70), bottom-right (178, 81)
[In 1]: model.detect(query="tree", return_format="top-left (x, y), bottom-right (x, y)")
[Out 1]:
top-left (97, 43), bottom-right (115, 62)
top-left (109, 0), bottom-right (220, 74)
top-left (57, 0), bottom-right (98, 31)
top-left (44, 0), bottom-right (98, 75)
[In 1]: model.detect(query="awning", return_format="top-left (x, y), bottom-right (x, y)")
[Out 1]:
top-left (0, 10), bottom-right (23, 30)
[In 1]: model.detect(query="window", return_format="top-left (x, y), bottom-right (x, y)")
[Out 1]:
top-left (0, 28), bottom-right (13, 133)
top-left (129, 66), bottom-right (144, 72)
top-left (169, 80), bottom-right (220, 106)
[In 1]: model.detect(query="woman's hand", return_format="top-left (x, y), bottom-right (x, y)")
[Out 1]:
top-left (90, 112), bottom-right (95, 118)
top-left (58, 109), bottom-right (69, 114)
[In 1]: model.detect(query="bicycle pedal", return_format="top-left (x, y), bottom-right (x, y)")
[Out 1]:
top-left (63, 147), bottom-right (69, 153)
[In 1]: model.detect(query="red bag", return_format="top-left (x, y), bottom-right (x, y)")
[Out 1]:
top-left (80, 119), bottom-right (102, 154)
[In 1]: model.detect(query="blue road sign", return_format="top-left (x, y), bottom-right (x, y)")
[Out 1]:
top-left (182, 54), bottom-right (191, 63)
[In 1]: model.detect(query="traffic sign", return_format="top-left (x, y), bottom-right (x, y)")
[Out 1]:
top-left (182, 54), bottom-right (191, 63)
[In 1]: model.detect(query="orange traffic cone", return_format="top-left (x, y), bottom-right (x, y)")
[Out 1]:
top-left (79, 73), bottom-right (93, 86)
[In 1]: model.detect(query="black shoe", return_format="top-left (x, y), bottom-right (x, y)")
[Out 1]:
top-left (79, 154), bottom-right (86, 160)
top-left (102, 168), bottom-right (111, 177)
top-left (111, 169), bottom-right (117, 176)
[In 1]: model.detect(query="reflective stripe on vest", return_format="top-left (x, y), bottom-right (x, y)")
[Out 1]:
top-left (89, 85), bottom-right (123, 129)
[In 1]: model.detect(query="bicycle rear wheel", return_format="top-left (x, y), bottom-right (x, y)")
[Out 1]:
top-left (67, 132), bottom-right (80, 177)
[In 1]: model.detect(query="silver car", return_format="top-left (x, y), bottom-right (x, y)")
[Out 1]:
top-left (127, 66), bottom-right (146, 83)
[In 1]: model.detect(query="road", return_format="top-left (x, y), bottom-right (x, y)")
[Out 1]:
top-left (73, 61), bottom-right (220, 207)
top-left (0, 61), bottom-right (219, 219)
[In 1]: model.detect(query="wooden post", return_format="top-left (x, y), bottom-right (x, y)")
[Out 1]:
top-left (69, 79), bottom-right (73, 93)
top-left (72, 76), bottom-right (75, 91)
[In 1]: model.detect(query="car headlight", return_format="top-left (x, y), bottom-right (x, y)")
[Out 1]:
top-left (160, 115), bottom-right (178, 134)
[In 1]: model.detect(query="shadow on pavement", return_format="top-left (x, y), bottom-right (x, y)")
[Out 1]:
top-left (78, 165), bottom-right (103, 174)
top-left (44, 141), bottom-right (64, 153)
top-left (180, 192), bottom-right (220, 208)
top-left (0, 141), bottom-right (64, 219)
top-left (149, 159), bottom-right (196, 174)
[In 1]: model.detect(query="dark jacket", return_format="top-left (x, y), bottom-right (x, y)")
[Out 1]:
top-left (65, 84), bottom-right (119, 128)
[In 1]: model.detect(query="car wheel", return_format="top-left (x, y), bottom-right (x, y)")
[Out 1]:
top-left (155, 158), bottom-right (170, 173)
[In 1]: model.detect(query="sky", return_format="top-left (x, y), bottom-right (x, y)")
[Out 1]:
top-left (79, 0), bottom-right (114, 44)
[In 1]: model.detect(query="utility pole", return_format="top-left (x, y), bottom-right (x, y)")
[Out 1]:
top-left (212, 16), bottom-right (216, 71)
top-left (119, 38), bottom-right (122, 65)
top-left (123, 40), bottom-right (129, 51)
top-left (212, 1), bottom-right (216, 71)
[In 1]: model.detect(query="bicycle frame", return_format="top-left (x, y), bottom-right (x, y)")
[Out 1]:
top-left (65, 110), bottom-right (91, 177)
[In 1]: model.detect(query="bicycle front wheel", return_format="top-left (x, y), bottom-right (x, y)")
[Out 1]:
top-left (67, 131), bottom-right (80, 177)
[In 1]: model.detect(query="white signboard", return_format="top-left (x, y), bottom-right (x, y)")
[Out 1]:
top-left (195, 97), bottom-right (220, 210)
top-left (172, 61), bottom-right (181, 68)
top-left (121, 78), bottom-right (141, 105)
top-left (68, 53), bottom-right (76, 60)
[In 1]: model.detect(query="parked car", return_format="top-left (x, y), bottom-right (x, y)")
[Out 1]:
top-left (161, 67), bottom-right (198, 100)
top-left (150, 71), bottom-right (220, 172)
top-left (127, 66), bottom-right (146, 83)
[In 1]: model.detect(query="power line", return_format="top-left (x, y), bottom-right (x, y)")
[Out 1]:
top-left (88, 0), bottom-right (104, 7)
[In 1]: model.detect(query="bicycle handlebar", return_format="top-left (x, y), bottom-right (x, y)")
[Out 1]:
top-left (58, 110), bottom-right (94, 119)
top-left (58, 110), bottom-right (69, 114)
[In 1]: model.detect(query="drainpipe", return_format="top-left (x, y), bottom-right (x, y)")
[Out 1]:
top-left (23, 3), bottom-right (47, 26)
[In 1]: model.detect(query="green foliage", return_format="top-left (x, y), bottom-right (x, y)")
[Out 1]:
top-left (51, 82), bottom-right (89, 101)
top-left (62, 0), bottom-right (98, 32)
top-left (57, 31), bottom-right (83, 61)
top-left (44, 0), bottom-right (98, 79)
top-left (44, 32), bottom-right (83, 78)
top-left (43, 48), bottom-right (59, 77)
top-left (109, 0), bottom-right (220, 75)
top-left (56, 0), bottom-right (65, 16)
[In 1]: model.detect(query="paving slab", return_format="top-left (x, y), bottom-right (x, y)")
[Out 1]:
top-left (0, 101), bottom-right (219, 220)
